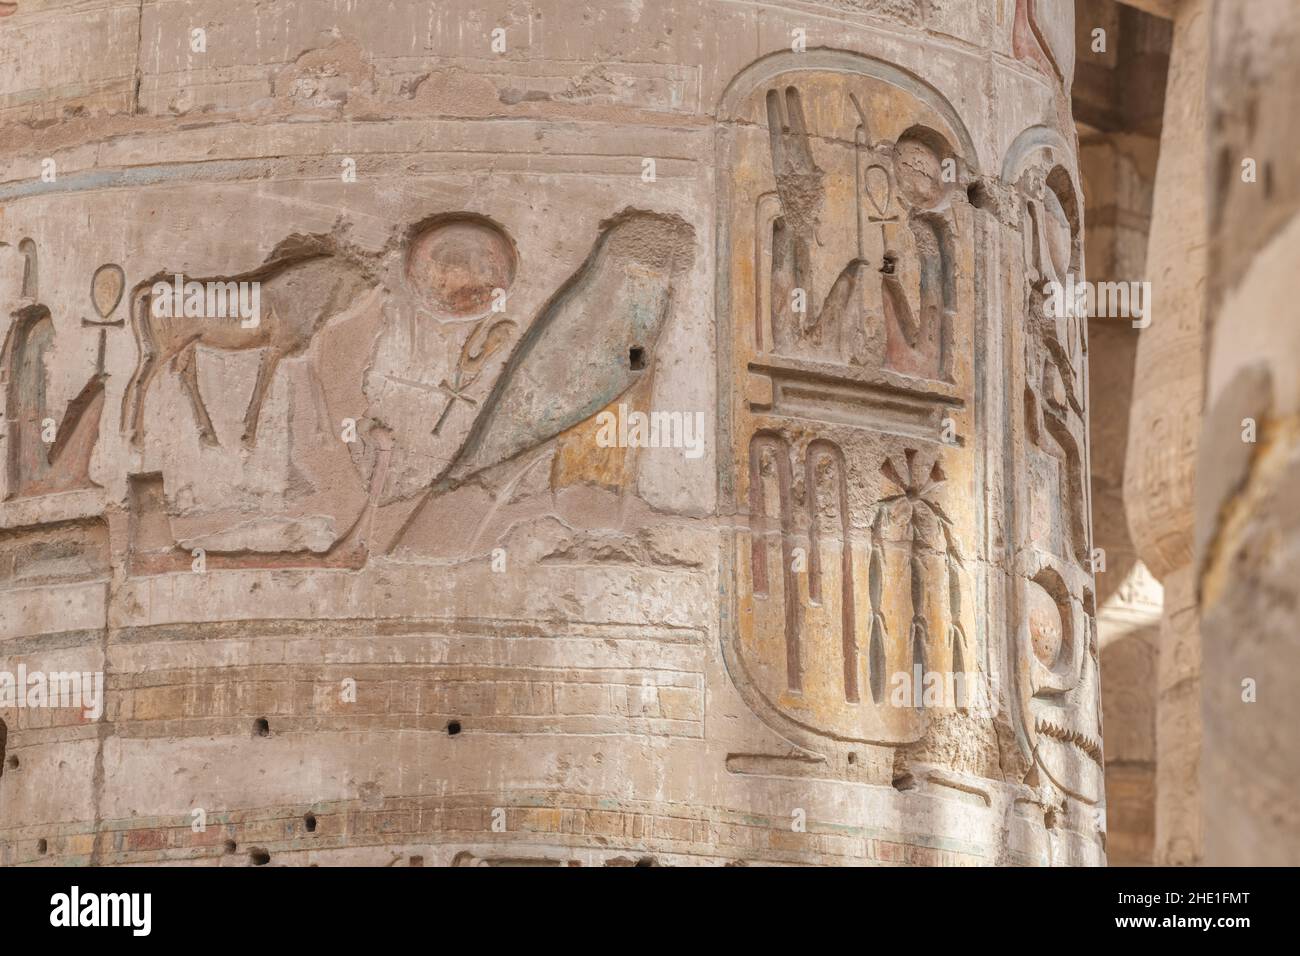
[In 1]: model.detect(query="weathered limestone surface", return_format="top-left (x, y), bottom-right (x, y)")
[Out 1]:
top-left (0, 0), bottom-right (1102, 866)
top-left (1198, 0), bottom-right (1300, 868)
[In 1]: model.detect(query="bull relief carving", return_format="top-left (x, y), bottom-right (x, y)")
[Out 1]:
top-left (118, 235), bottom-right (385, 571)
top-left (719, 53), bottom-right (981, 762)
top-left (122, 238), bottom-right (373, 450)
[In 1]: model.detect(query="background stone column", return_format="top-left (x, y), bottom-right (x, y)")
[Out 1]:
top-left (1197, 0), bottom-right (1300, 867)
top-left (1074, 0), bottom-right (1171, 864)
top-left (1121, 0), bottom-right (1208, 866)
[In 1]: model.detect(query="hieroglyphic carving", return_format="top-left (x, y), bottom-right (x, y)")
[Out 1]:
top-left (392, 210), bottom-right (695, 545)
top-left (805, 439), bottom-right (857, 702)
top-left (18, 239), bottom-right (37, 297)
top-left (121, 238), bottom-right (372, 448)
top-left (719, 53), bottom-right (980, 758)
top-left (0, 517), bottom-right (110, 585)
top-left (761, 86), bottom-right (869, 364)
top-left (441, 211), bottom-right (692, 484)
top-left (429, 316), bottom-right (516, 437)
top-left (1004, 127), bottom-right (1101, 806)
top-left (4, 305), bottom-right (57, 496)
top-left (755, 86), bottom-right (959, 381)
top-left (115, 234), bottom-right (382, 568)
top-left (1013, 0), bottom-right (1076, 89)
top-left (405, 215), bottom-right (517, 319)
top-left (2, 244), bottom-right (109, 499)
top-left (746, 434), bottom-right (860, 703)
top-left (115, 210), bottom-right (694, 570)
top-left (747, 432), bottom-right (800, 688)
top-left (876, 449), bottom-right (969, 692)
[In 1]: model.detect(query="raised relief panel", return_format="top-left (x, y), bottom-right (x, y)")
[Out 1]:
top-left (384, 209), bottom-right (695, 549)
top-left (119, 235), bottom-right (386, 568)
top-left (1004, 128), bottom-right (1101, 807)
top-left (718, 53), bottom-right (981, 757)
top-left (115, 209), bottom-right (696, 570)
top-left (122, 239), bottom-right (373, 451)
top-left (430, 211), bottom-right (692, 487)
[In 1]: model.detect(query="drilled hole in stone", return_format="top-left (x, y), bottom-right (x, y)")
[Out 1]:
top-left (967, 180), bottom-right (994, 212)
top-left (629, 346), bottom-right (646, 371)
top-left (892, 772), bottom-right (915, 791)
top-left (447, 720), bottom-right (462, 736)
top-left (224, 840), bottom-right (238, 854)
top-left (253, 718), bottom-right (270, 737)
top-left (249, 848), bottom-right (271, 866)
top-left (635, 856), bottom-right (656, 867)
top-left (6, 755), bottom-right (18, 771)
top-left (304, 813), bottom-right (318, 833)
top-left (847, 752), bottom-right (857, 765)
top-left (37, 838), bottom-right (47, 855)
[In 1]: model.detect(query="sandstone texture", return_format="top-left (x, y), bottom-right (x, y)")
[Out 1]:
top-left (0, 0), bottom-right (1104, 866)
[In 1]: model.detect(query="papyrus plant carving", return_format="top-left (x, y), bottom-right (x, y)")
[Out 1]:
top-left (878, 449), bottom-right (967, 708)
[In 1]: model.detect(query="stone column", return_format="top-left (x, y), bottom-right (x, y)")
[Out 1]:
top-left (1197, 0), bottom-right (1300, 867)
top-left (1074, 0), bottom-right (1171, 865)
top-left (1121, 0), bottom-right (1208, 867)
top-left (1081, 129), bottom-right (1164, 866)
top-left (0, 0), bottom-right (1101, 866)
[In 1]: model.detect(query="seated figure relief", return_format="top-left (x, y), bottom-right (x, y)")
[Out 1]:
top-left (758, 84), bottom-right (959, 383)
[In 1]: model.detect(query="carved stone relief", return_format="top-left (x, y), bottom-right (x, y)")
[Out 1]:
top-left (718, 53), bottom-right (980, 759)
top-left (715, 57), bottom-right (1101, 835)
top-left (94, 206), bottom-right (694, 572)
top-left (0, 0), bottom-right (1121, 871)
top-left (1004, 128), bottom-right (1101, 807)
top-left (1014, 0), bottom-right (1076, 90)
top-left (2, 242), bottom-right (111, 500)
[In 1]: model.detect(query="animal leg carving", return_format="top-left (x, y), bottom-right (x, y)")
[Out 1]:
top-left (122, 352), bottom-right (160, 449)
top-left (174, 341), bottom-right (219, 447)
top-left (241, 348), bottom-right (282, 448)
